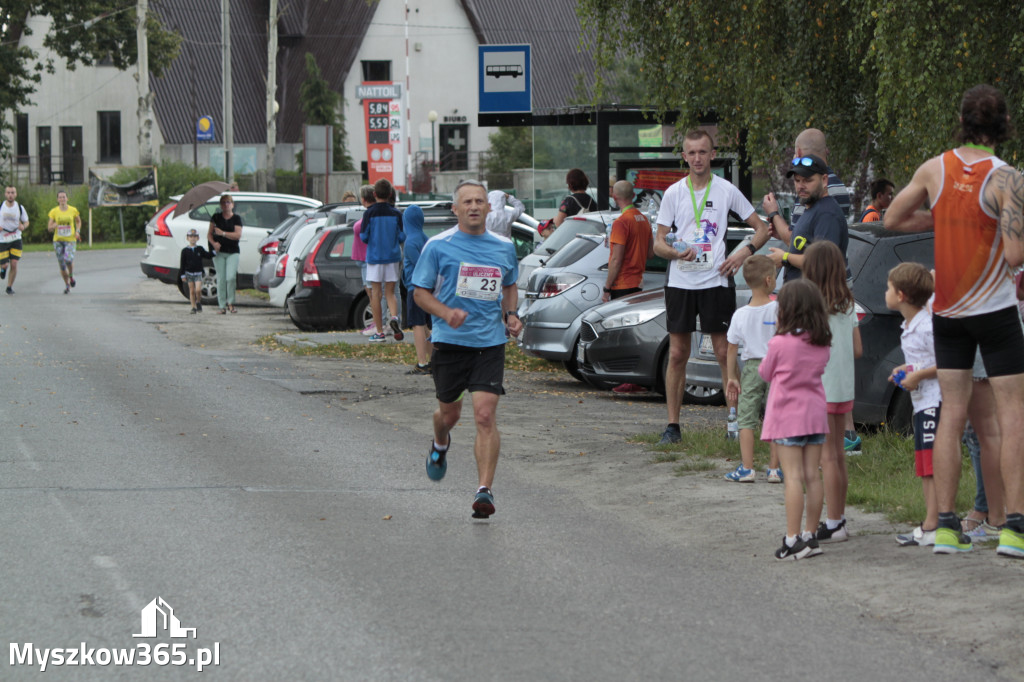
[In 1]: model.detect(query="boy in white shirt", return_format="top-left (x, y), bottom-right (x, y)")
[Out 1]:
top-left (725, 255), bottom-right (782, 482)
top-left (886, 263), bottom-right (942, 546)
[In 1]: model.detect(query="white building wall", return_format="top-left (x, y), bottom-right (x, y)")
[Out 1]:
top-left (9, 16), bottom-right (162, 183)
top-left (343, 0), bottom-right (495, 188)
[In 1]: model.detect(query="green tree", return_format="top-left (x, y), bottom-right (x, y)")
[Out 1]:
top-left (298, 52), bottom-right (354, 172)
top-left (576, 0), bottom-right (1024, 184)
top-left (0, 2), bottom-right (180, 160)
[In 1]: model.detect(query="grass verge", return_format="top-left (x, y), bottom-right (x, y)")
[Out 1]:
top-left (256, 334), bottom-right (562, 372)
top-left (22, 241), bottom-right (146, 252)
top-left (633, 425), bottom-right (975, 526)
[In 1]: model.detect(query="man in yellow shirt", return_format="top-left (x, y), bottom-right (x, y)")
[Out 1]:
top-left (47, 190), bottom-right (82, 294)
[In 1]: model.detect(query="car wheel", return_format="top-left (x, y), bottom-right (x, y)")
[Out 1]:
top-left (563, 337), bottom-right (585, 383)
top-left (198, 266), bottom-right (218, 306)
top-left (655, 347), bottom-right (724, 404)
top-left (350, 294), bottom-right (370, 331)
top-left (684, 383), bottom-right (726, 406)
top-left (886, 387), bottom-right (913, 436)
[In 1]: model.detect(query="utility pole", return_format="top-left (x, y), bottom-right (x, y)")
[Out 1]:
top-left (264, 0), bottom-right (278, 192)
top-left (136, 0), bottom-right (157, 165)
top-left (221, 0), bottom-right (233, 183)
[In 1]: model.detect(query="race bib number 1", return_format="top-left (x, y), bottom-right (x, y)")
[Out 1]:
top-left (455, 263), bottom-right (502, 301)
top-left (674, 242), bottom-right (713, 272)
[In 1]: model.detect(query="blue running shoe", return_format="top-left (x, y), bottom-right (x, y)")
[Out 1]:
top-left (472, 487), bottom-right (495, 518)
top-left (426, 440), bottom-right (448, 481)
top-left (844, 435), bottom-right (862, 455)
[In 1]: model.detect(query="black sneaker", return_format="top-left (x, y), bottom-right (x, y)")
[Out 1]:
top-left (196, 303), bottom-right (203, 312)
top-left (389, 316), bottom-right (405, 341)
top-left (815, 519), bottom-right (849, 543)
top-left (658, 424), bottom-right (681, 445)
top-left (5, 286), bottom-right (13, 295)
top-left (69, 277), bottom-right (76, 288)
top-left (774, 536), bottom-right (811, 560)
top-left (426, 440), bottom-right (448, 481)
top-left (406, 363), bottom-right (431, 375)
top-left (472, 487), bottom-right (495, 519)
top-left (802, 534), bottom-right (823, 558)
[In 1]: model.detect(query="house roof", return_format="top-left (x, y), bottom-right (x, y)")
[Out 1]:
top-left (149, 0), bottom-right (595, 146)
top-left (150, 0), bottom-right (375, 145)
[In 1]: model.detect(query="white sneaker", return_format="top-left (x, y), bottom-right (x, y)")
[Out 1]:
top-left (361, 323), bottom-right (377, 336)
top-left (896, 526), bottom-right (935, 546)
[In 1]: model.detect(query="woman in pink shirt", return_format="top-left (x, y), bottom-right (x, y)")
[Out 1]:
top-left (759, 279), bottom-right (832, 560)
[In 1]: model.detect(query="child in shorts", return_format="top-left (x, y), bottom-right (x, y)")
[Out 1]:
top-left (724, 255), bottom-right (782, 482)
top-left (759, 279), bottom-right (832, 560)
top-left (885, 263), bottom-right (941, 546)
top-left (180, 228), bottom-right (212, 313)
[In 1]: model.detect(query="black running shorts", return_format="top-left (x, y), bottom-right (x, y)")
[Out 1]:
top-left (664, 285), bottom-right (736, 335)
top-left (933, 306), bottom-right (1024, 377)
top-left (431, 342), bottom-right (506, 403)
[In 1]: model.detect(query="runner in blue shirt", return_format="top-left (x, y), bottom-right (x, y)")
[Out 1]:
top-left (412, 180), bottom-right (522, 518)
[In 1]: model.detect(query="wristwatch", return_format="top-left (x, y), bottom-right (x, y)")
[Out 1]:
top-left (745, 243), bottom-right (757, 255)
top-left (782, 252), bottom-right (790, 262)
top-left (766, 210), bottom-right (780, 221)
top-left (603, 287), bottom-right (612, 293)
top-left (504, 310), bottom-right (518, 322)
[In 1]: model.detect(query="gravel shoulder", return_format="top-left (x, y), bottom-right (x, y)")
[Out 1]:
top-left (131, 279), bottom-right (1024, 680)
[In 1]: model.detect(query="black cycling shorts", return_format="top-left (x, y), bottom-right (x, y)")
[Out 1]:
top-left (933, 306), bottom-right (1024, 377)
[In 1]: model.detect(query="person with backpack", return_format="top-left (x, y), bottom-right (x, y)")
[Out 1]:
top-left (552, 168), bottom-right (598, 228)
top-left (0, 186), bottom-right (30, 295)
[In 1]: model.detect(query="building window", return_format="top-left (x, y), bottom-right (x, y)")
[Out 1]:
top-left (98, 111), bottom-right (121, 163)
top-left (15, 114), bottom-right (28, 164)
top-left (361, 60), bottom-right (391, 82)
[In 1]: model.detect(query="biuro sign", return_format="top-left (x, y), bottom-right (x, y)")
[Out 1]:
top-left (358, 82), bottom-right (405, 191)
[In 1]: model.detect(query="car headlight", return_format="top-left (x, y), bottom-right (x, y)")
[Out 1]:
top-left (600, 308), bottom-right (664, 329)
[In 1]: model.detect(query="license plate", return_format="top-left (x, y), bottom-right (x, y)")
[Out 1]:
top-left (698, 334), bottom-right (714, 355)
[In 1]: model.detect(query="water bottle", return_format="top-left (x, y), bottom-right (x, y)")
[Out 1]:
top-left (726, 407), bottom-right (738, 440)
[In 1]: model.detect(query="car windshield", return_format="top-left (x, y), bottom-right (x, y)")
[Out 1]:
top-left (544, 235), bottom-right (600, 268)
top-left (539, 217), bottom-right (606, 255)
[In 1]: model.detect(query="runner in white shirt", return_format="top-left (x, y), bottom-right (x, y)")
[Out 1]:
top-left (0, 185), bottom-right (30, 295)
top-left (651, 129), bottom-right (771, 445)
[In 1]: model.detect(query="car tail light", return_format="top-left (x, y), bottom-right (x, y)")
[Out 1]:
top-left (301, 231), bottom-right (331, 287)
top-left (153, 203), bottom-right (177, 238)
top-left (536, 272), bottom-right (585, 298)
top-left (275, 253), bottom-right (289, 278)
top-left (261, 240), bottom-right (280, 256)
top-left (854, 301), bottom-right (871, 325)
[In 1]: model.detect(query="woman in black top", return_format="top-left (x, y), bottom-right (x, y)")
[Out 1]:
top-left (207, 194), bottom-right (243, 313)
top-left (551, 168), bottom-right (597, 231)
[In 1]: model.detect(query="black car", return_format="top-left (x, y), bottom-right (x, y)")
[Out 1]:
top-left (578, 224), bottom-right (934, 430)
top-left (286, 205), bottom-right (539, 332)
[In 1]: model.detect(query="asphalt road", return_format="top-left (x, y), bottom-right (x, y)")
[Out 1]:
top-left (0, 250), bottom-right (1012, 681)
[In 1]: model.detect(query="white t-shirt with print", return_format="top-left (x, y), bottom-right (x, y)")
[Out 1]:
top-left (0, 201), bottom-right (28, 243)
top-left (900, 307), bottom-right (941, 412)
top-left (656, 176), bottom-right (755, 290)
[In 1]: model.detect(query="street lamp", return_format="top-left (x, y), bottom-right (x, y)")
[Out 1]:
top-left (428, 110), bottom-right (438, 170)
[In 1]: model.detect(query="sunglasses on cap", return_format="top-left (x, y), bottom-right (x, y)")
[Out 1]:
top-left (792, 157), bottom-right (816, 167)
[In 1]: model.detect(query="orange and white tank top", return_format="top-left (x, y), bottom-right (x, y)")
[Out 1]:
top-left (932, 149), bottom-right (1015, 318)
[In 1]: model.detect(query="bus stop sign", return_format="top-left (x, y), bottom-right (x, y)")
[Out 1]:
top-left (478, 45), bottom-right (531, 113)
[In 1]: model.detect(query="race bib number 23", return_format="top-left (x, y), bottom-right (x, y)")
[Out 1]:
top-left (455, 263), bottom-right (502, 301)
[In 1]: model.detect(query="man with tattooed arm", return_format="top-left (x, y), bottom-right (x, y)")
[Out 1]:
top-left (885, 84), bottom-right (1024, 559)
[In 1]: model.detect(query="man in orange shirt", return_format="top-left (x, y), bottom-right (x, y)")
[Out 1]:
top-left (602, 180), bottom-right (653, 302)
top-left (858, 178), bottom-right (894, 222)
